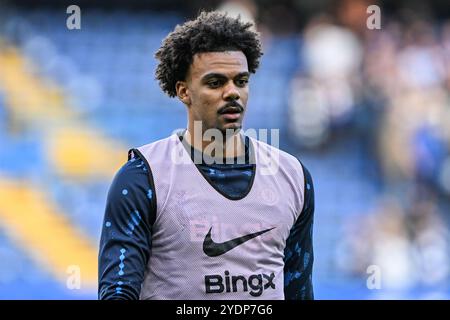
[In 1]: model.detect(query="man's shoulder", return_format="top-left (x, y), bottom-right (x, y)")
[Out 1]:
top-left (247, 136), bottom-right (313, 188)
top-left (249, 136), bottom-right (303, 169)
top-left (114, 153), bottom-right (148, 182)
top-left (107, 153), bottom-right (151, 203)
top-left (129, 133), bottom-right (180, 167)
top-left (135, 134), bottom-right (178, 153)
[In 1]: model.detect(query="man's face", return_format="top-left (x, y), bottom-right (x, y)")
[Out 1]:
top-left (177, 51), bottom-right (250, 134)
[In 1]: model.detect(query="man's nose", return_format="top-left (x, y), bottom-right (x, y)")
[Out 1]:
top-left (223, 82), bottom-right (240, 101)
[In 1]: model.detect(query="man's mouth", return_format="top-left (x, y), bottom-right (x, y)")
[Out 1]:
top-left (218, 105), bottom-right (243, 121)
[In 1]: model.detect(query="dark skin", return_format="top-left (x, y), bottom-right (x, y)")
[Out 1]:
top-left (175, 51), bottom-right (250, 158)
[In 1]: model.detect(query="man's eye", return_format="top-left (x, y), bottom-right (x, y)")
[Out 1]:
top-left (208, 80), bottom-right (221, 88)
top-left (236, 79), bottom-right (249, 87)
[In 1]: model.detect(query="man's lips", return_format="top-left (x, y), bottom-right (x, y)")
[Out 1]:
top-left (218, 106), bottom-right (243, 120)
top-left (221, 112), bottom-right (241, 120)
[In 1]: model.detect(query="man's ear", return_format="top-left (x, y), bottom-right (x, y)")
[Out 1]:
top-left (176, 81), bottom-right (191, 106)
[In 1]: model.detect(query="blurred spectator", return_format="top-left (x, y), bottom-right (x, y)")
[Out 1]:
top-left (338, 192), bottom-right (449, 290)
top-left (288, 15), bottom-right (363, 147)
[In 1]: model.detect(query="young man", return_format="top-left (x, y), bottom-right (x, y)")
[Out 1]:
top-left (98, 11), bottom-right (314, 300)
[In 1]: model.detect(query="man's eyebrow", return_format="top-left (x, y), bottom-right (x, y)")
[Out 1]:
top-left (201, 72), bottom-right (250, 81)
top-left (235, 72), bottom-right (250, 78)
top-left (201, 73), bottom-right (228, 81)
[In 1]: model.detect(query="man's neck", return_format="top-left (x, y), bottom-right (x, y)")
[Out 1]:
top-left (183, 128), bottom-right (245, 160)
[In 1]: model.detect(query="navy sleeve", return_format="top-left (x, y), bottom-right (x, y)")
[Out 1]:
top-left (98, 153), bottom-right (154, 300)
top-left (283, 163), bottom-right (315, 300)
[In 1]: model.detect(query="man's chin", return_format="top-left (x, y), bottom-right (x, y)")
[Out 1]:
top-left (220, 123), bottom-right (242, 135)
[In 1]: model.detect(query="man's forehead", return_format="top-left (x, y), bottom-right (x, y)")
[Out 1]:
top-left (189, 51), bottom-right (248, 77)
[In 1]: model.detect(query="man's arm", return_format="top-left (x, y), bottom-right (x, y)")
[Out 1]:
top-left (98, 153), bottom-right (154, 300)
top-left (283, 163), bottom-right (315, 300)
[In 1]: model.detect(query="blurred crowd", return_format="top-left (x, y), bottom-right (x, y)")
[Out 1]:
top-left (284, 1), bottom-right (450, 290)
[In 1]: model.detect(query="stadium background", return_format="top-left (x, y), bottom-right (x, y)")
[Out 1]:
top-left (0, 0), bottom-right (449, 299)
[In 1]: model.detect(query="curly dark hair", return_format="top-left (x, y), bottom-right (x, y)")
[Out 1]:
top-left (155, 10), bottom-right (263, 97)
